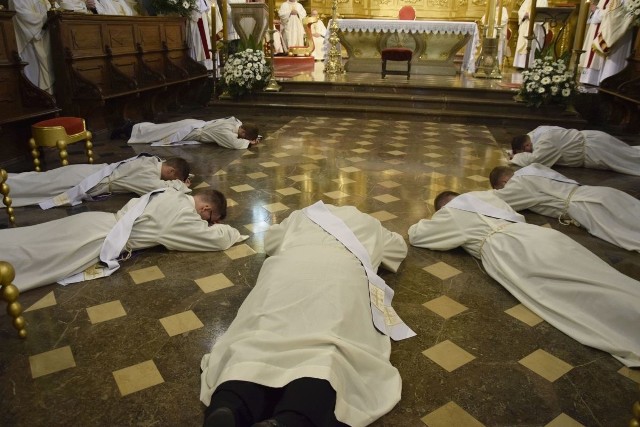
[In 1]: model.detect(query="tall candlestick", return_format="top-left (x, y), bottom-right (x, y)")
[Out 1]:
top-left (487, 0), bottom-right (497, 38)
top-left (222, 0), bottom-right (229, 45)
top-left (572, 0), bottom-right (590, 52)
top-left (496, 0), bottom-right (503, 30)
top-left (268, 0), bottom-right (274, 31)
top-left (525, 0), bottom-right (538, 68)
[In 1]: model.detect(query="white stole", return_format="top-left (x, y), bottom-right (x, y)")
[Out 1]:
top-left (302, 201), bottom-right (416, 341)
top-left (58, 188), bottom-right (165, 285)
top-left (448, 193), bottom-right (525, 223)
top-left (514, 164), bottom-right (579, 185)
top-left (39, 154), bottom-right (158, 209)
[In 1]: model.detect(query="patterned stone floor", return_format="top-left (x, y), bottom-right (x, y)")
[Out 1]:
top-left (1, 111), bottom-right (639, 426)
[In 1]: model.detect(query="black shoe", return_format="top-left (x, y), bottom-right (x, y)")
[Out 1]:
top-left (252, 420), bottom-right (285, 427)
top-left (204, 406), bottom-right (236, 427)
top-left (109, 120), bottom-right (134, 140)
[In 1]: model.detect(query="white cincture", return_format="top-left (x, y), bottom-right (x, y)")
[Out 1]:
top-left (38, 154), bottom-right (158, 209)
top-left (515, 164), bottom-right (580, 185)
top-left (58, 188), bottom-right (165, 285)
top-left (448, 193), bottom-right (525, 223)
top-left (302, 201), bottom-right (416, 341)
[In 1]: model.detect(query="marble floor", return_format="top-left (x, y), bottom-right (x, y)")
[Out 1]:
top-left (1, 110), bottom-right (639, 427)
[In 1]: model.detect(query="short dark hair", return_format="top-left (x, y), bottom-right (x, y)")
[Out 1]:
top-left (511, 135), bottom-right (529, 153)
top-left (194, 189), bottom-right (227, 221)
top-left (164, 157), bottom-right (190, 181)
top-left (241, 124), bottom-right (260, 141)
top-left (434, 191), bottom-right (460, 211)
top-left (489, 166), bottom-right (514, 189)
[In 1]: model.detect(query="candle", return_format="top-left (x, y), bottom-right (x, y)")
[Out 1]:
top-left (573, 0), bottom-right (590, 51)
top-left (487, 0), bottom-right (497, 38)
top-left (496, 0), bottom-right (503, 30)
top-left (222, 0), bottom-right (229, 44)
top-left (268, 0), bottom-right (274, 30)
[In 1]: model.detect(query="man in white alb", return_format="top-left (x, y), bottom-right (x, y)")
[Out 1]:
top-left (278, 0), bottom-right (306, 52)
top-left (127, 116), bottom-right (260, 149)
top-left (513, 0), bottom-right (548, 68)
top-left (0, 188), bottom-right (243, 292)
top-left (409, 190), bottom-right (640, 367)
top-left (509, 125), bottom-right (640, 176)
top-left (309, 9), bottom-right (326, 60)
top-left (201, 202), bottom-right (413, 426)
top-left (6, 155), bottom-right (191, 208)
top-left (490, 163), bottom-right (640, 252)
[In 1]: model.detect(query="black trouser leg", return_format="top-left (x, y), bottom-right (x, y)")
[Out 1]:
top-left (271, 378), bottom-right (347, 427)
top-left (205, 380), bottom-right (280, 426)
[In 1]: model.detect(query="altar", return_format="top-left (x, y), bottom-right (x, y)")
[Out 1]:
top-left (328, 19), bottom-right (479, 76)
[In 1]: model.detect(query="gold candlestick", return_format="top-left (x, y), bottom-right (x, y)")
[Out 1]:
top-left (525, 0), bottom-right (538, 69)
top-left (324, 0), bottom-right (344, 75)
top-left (265, 0), bottom-right (281, 92)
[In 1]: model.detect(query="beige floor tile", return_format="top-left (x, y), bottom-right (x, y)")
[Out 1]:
top-left (423, 262), bottom-right (462, 280)
top-left (247, 172), bottom-right (268, 179)
top-left (467, 175), bottom-right (489, 182)
top-left (618, 367), bottom-right (640, 384)
top-left (387, 150), bottom-right (406, 156)
top-left (423, 295), bottom-right (468, 319)
top-left (129, 266), bottom-right (165, 285)
top-left (86, 300), bottom-right (127, 324)
top-left (260, 162), bottom-right (280, 168)
top-left (231, 184), bottom-right (255, 192)
top-left (378, 180), bottom-right (401, 188)
top-left (542, 223), bottom-right (552, 228)
top-left (340, 166), bottom-right (361, 173)
top-left (382, 169), bottom-right (402, 176)
top-left (159, 310), bottom-right (204, 337)
top-left (545, 413), bottom-right (585, 427)
top-left (351, 148), bottom-right (369, 153)
top-left (424, 153), bottom-right (444, 158)
top-left (272, 152), bottom-right (290, 158)
top-left (25, 291), bottom-right (57, 312)
top-left (324, 191), bottom-right (349, 199)
top-left (369, 211), bottom-right (398, 222)
top-left (519, 349), bottom-right (573, 382)
top-left (423, 162), bottom-right (445, 168)
top-left (289, 174), bottom-right (313, 182)
top-left (226, 198), bottom-right (238, 207)
top-left (505, 304), bottom-right (544, 327)
top-left (214, 170), bottom-right (227, 176)
top-left (346, 157), bottom-right (365, 162)
top-left (195, 273), bottom-right (235, 293)
top-left (224, 244), bottom-right (257, 260)
top-left (276, 187), bottom-right (301, 196)
top-left (421, 401), bottom-right (484, 427)
top-left (388, 142), bottom-right (407, 147)
top-left (355, 140), bottom-right (373, 145)
top-left (426, 172), bottom-right (446, 179)
top-left (424, 144), bottom-right (441, 149)
top-left (30, 346), bottom-right (76, 379)
top-left (304, 154), bottom-right (326, 160)
top-left (112, 360), bottom-right (164, 397)
top-left (244, 221), bottom-right (271, 233)
top-left (263, 202), bottom-right (289, 213)
top-left (422, 340), bottom-right (476, 372)
top-left (373, 194), bottom-right (400, 203)
top-left (193, 181), bottom-right (210, 189)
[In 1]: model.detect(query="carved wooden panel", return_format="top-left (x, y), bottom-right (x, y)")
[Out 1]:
top-left (106, 24), bottom-right (136, 54)
top-left (0, 13), bottom-right (17, 64)
top-left (74, 60), bottom-right (109, 92)
top-left (142, 53), bottom-right (165, 74)
top-left (138, 25), bottom-right (163, 50)
top-left (69, 24), bottom-right (104, 56)
top-left (164, 24), bottom-right (185, 49)
top-left (0, 68), bottom-right (20, 107)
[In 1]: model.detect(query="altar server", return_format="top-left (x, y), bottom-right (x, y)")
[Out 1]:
top-left (510, 125), bottom-right (640, 176)
top-left (278, 0), bottom-right (307, 51)
top-left (0, 188), bottom-right (242, 292)
top-left (409, 190), bottom-right (640, 367)
top-left (127, 116), bottom-right (260, 149)
top-left (187, 0), bottom-right (216, 70)
top-left (201, 202), bottom-right (410, 426)
top-left (7, 155), bottom-right (191, 208)
top-left (310, 9), bottom-right (327, 60)
top-left (514, 0), bottom-right (548, 68)
top-left (8, 0), bottom-right (55, 94)
top-left (490, 164), bottom-right (640, 252)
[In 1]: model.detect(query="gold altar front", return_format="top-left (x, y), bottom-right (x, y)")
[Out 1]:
top-left (334, 19), bottom-right (479, 75)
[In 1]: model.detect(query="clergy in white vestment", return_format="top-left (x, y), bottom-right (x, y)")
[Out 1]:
top-left (579, 0), bottom-right (634, 86)
top-left (510, 125), bottom-right (640, 176)
top-left (187, 0), bottom-right (214, 71)
top-left (128, 117), bottom-right (260, 149)
top-left (481, 6), bottom-right (509, 67)
top-left (8, 0), bottom-right (55, 94)
top-left (409, 190), bottom-right (640, 367)
top-left (59, 0), bottom-right (91, 12)
top-left (490, 163), bottom-right (640, 252)
top-left (278, 0), bottom-right (307, 52)
top-left (7, 155), bottom-right (191, 207)
top-left (0, 188), bottom-right (242, 292)
top-left (513, 0), bottom-right (548, 68)
top-left (95, 0), bottom-right (132, 14)
top-left (310, 9), bottom-right (327, 60)
top-left (201, 204), bottom-right (408, 426)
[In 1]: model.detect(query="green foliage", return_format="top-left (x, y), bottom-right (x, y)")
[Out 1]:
top-left (151, 0), bottom-right (197, 17)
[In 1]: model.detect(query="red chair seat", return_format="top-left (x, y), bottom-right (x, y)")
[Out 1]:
top-left (34, 117), bottom-right (86, 136)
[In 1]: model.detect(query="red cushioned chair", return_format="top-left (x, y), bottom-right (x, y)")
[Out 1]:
top-left (381, 6), bottom-right (415, 80)
top-left (28, 117), bottom-right (94, 171)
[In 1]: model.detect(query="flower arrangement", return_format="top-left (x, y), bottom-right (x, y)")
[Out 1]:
top-left (625, 0), bottom-right (640, 26)
top-left (222, 49), bottom-right (271, 99)
top-left (151, 0), bottom-right (197, 17)
top-left (516, 56), bottom-right (575, 108)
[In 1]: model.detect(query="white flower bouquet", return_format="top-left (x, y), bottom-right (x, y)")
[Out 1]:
top-left (625, 0), bottom-right (640, 26)
top-left (222, 49), bottom-right (271, 98)
top-left (151, 0), bottom-right (197, 17)
top-left (516, 56), bottom-right (575, 108)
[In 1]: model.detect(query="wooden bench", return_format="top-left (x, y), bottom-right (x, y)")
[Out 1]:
top-left (47, 12), bottom-right (209, 132)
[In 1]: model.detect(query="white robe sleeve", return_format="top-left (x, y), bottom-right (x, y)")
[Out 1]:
top-left (408, 211), bottom-right (468, 251)
top-left (510, 139), bottom-right (562, 167)
top-left (493, 181), bottom-right (540, 211)
top-left (379, 228), bottom-right (407, 273)
top-left (159, 212), bottom-right (242, 251)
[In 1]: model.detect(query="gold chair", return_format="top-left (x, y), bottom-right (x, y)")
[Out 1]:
top-left (0, 261), bottom-right (26, 338)
top-left (29, 117), bottom-right (94, 171)
top-left (0, 169), bottom-right (16, 227)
